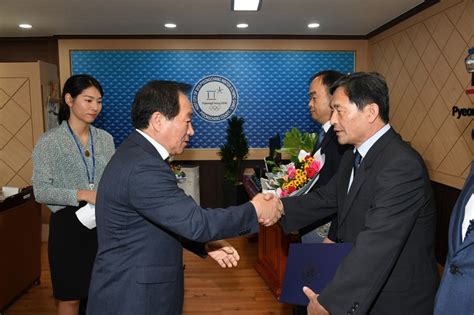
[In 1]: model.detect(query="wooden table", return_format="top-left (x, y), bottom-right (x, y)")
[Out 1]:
top-left (0, 188), bottom-right (41, 313)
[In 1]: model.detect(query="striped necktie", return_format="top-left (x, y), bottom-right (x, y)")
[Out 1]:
top-left (353, 150), bottom-right (362, 176)
top-left (316, 128), bottom-right (325, 148)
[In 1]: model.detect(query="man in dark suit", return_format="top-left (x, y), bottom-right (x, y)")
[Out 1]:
top-left (299, 70), bottom-right (350, 243)
top-left (434, 161), bottom-right (474, 315)
top-left (278, 72), bottom-right (439, 314)
top-left (87, 80), bottom-right (281, 315)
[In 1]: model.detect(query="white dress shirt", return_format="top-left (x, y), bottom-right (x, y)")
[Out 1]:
top-left (462, 194), bottom-right (474, 241)
top-left (348, 124), bottom-right (391, 191)
top-left (136, 129), bottom-right (169, 161)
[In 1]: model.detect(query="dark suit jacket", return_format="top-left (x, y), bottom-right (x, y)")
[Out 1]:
top-left (434, 162), bottom-right (474, 315)
top-left (87, 131), bottom-right (259, 315)
top-left (281, 128), bottom-right (439, 315)
top-left (299, 126), bottom-right (350, 238)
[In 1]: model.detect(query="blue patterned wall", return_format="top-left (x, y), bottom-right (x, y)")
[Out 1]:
top-left (71, 50), bottom-right (354, 148)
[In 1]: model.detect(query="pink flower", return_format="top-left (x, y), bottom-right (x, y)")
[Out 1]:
top-left (278, 189), bottom-right (288, 197)
top-left (311, 160), bottom-right (321, 173)
top-left (287, 166), bottom-right (296, 179)
top-left (305, 161), bottom-right (321, 178)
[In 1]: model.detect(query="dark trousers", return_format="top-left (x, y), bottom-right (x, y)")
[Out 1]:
top-left (294, 305), bottom-right (307, 315)
top-left (79, 298), bottom-right (87, 314)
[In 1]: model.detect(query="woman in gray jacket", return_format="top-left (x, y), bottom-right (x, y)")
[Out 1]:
top-left (32, 74), bottom-right (115, 315)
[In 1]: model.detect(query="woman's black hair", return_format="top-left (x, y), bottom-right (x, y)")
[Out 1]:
top-left (57, 74), bottom-right (104, 123)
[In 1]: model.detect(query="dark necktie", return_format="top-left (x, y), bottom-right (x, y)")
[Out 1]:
top-left (465, 219), bottom-right (474, 240)
top-left (316, 128), bottom-right (326, 148)
top-left (353, 150), bottom-right (362, 176)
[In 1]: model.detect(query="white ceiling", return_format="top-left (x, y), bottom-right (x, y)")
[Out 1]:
top-left (0, 0), bottom-right (427, 37)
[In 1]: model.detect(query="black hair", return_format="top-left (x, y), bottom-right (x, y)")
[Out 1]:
top-left (58, 74), bottom-right (104, 123)
top-left (309, 70), bottom-right (344, 92)
top-left (131, 80), bottom-right (192, 129)
top-left (330, 72), bottom-right (389, 123)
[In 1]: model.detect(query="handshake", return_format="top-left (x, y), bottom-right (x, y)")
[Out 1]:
top-left (250, 193), bottom-right (284, 226)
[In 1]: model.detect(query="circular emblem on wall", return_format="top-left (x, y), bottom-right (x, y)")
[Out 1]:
top-left (191, 75), bottom-right (238, 123)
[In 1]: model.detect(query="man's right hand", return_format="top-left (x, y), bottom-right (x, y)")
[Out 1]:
top-left (303, 286), bottom-right (329, 315)
top-left (250, 193), bottom-right (283, 226)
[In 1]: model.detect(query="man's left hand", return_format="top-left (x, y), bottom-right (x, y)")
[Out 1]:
top-left (303, 286), bottom-right (329, 315)
top-left (206, 240), bottom-right (240, 268)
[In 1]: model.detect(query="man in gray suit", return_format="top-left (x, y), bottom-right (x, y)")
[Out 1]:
top-left (87, 80), bottom-right (281, 315)
top-left (277, 72), bottom-right (439, 314)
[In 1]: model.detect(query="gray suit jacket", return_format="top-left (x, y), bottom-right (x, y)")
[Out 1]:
top-left (87, 131), bottom-right (258, 315)
top-left (434, 162), bottom-right (474, 315)
top-left (281, 128), bottom-right (439, 314)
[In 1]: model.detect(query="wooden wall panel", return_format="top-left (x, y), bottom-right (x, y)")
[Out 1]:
top-left (0, 62), bottom-right (58, 242)
top-left (0, 62), bottom-right (57, 188)
top-left (0, 75), bottom-right (34, 187)
top-left (368, 0), bottom-right (473, 189)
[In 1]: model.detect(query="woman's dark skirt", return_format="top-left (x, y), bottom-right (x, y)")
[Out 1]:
top-left (48, 204), bottom-right (97, 301)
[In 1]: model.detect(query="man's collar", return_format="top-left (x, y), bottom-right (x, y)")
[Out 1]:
top-left (135, 129), bottom-right (169, 161)
top-left (355, 124), bottom-right (391, 158)
top-left (321, 121), bottom-right (331, 133)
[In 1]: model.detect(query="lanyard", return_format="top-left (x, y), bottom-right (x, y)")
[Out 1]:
top-left (66, 122), bottom-right (96, 190)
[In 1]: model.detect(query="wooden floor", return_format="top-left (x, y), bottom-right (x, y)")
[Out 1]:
top-left (4, 237), bottom-right (292, 315)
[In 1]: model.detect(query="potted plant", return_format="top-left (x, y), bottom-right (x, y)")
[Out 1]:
top-left (219, 116), bottom-right (249, 206)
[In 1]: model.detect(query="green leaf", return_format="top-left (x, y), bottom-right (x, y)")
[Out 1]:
top-left (302, 132), bottom-right (317, 152)
top-left (278, 127), bottom-right (317, 161)
top-left (218, 116), bottom-right (249, 184)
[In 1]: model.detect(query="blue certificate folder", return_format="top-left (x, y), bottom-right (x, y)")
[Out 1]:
top-left (279, 243), bottom-right (353, 305)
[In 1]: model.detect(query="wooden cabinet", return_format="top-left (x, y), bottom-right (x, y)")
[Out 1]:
top-left (254, 224), bottom-right (294, 297)
top-left (0, 188), bottom-right (41, 312)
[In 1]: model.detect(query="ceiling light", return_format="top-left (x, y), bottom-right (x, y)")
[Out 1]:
top-left (164, 23), bottom-right (177, 29)
top-left (307, 23), bottom-right (320, 29)
top-left (232, 0), bottom-right (261, 11)
top-left (19, 24), bottom-right (32, 29)
top-left (236, 23), bottom-right (249, 29)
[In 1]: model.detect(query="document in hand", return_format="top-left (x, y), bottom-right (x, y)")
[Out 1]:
top-left (279, 243), bottom-right (353, 305)
top-left (75, 203), bottom-right (96, 229)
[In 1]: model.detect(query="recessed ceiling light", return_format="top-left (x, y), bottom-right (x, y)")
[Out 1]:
top-left (236, 23), bottom-right (249, 29)
top-left (164, 23), bottom-right (177, 29)
top-left (19, 24), bottom-right (32, 29)
top-left (308, 23), bottom-right (320, 29)
top-left (232, 0), bottom-right (261, 11)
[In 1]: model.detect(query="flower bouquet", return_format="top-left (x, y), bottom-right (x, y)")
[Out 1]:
top-left (170, 162), bottom-right (186, 183)
top-left (261, 150), bottom-right (324, 197)
top-left (261, 128), bottom-right (325, 197)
